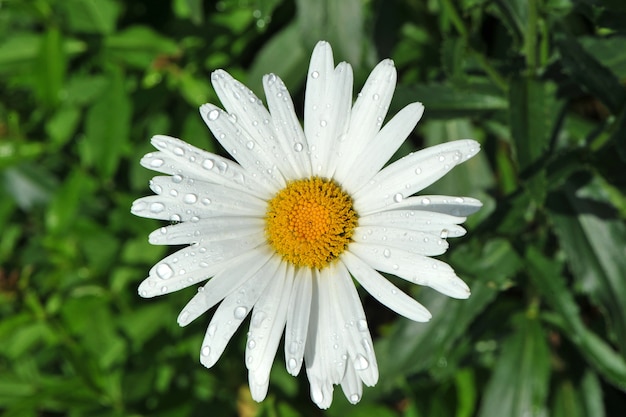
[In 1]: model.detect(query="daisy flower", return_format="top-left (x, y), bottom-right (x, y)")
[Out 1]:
top-left (131, 41), bottom-right (481, 408)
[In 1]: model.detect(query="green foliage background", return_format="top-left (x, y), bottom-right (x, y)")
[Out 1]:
top-left (1, 0), bottom-right (626, 416)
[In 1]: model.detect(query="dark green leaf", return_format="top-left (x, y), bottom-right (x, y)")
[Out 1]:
top-left (477, 316), bottom-right (550, 417)
top-left (61, 0), bottom-right (120, 34)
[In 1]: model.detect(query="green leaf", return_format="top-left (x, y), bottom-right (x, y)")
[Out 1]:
top-left (247, 23), bottom-right (309, 95)
top-left (557, 33), bottom-right (626, 115)
top-left (477, 316), bottom-right (550, 417)
top-left (580, 36), bottom-right (626, 79)
top-left (60, 0), bottom-right (120, 35)
top-left (548, 179), bottom-right (626, 356)
top-left (34, 26), bottom-right (66, 108)
top-left (80, 69), bottom-right (132, 178)
top-left (296, 0), bottom-right (364, 65)
top-left (394, 83), bottom-right (507, 119)
top-left (526, 247), bottom-right (626, 389)
top-left (105, 25), bottom-right (179, 69)
top-left (509, 76), bottom-right (560, 172)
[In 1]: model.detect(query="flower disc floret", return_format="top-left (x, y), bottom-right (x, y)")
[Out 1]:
top-left (265, 177), bottom-right (358, 269)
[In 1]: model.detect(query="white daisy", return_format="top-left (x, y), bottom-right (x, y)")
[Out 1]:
top-left (131, 41), bottom-right (481, 408)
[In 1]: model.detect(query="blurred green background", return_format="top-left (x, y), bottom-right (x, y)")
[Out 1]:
top-left (1, 0), bottom-right (626, 416)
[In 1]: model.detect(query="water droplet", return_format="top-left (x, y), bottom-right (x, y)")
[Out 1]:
top-left (349, 393), bottom-right (360, 403)
top-left (421, 197), bottom-right (431, 205)
top-left (150, 158), bottom-right (164, 168)
top-left (267, 73), bottom-right (276, 85)
top-left (207, 109), bottom-right (220, 121)
top-left (392, 264), bottom-right (399, 270)
top-left (201, 198), bottom-right (211, 205)
top-left (246, 141), bottom-right (255, 150)
top-left (353, 354), bottom-right (369, 370)
top-left (383, 248), bottom-right (391, 258)
top-left (311, 70), bottom-right (319, 79)
top-left (393, 193), bottom-right (403, 203)
top-left (438, 154), bottom-right (445, 162)
top-left (183, 193), bottom-right (198, 204)
top-left (150, 202), bottom-right (165, 213)
top-left (247, 339), bottom-right (256, 349)
top-left (251, 311), bottom-right (266, 328)
top-left (207, 323), bottom-right (217, 337)
top-left (455, 197), bottom-right (464, 203)
top-left (440, 229), bottom-right (449, 239)
top-left (201, 345), bottom-right (210, 356)
top-left (172, 174), bottom-right (183, 183)
top-left (234, 306), bottom-right (248, 319)
top-left (288, 358), bottom-right (297, 370)
top-left (160, 286), bottom-right (168, 293)
top-left (202, 159), bottom-right (214, 170)
top-left (170, 214), bottom-right (181, 222)
top-left (174, 147), bottom-right (184, 156)
top-left (361, 338), bottom-right (372, 353)
top-left (311, 387), bottom-right (324, 404)
top-left (320, 120), bottom-right (327, 127)
top-left (415, 167), bottom-right (422, 175)
top-left (156, 263), bottom-right (174, 279)
top-left (372, 93), bottom-right (380, 101)
top-left (140, 290), bottom-right (147, 297)
top-left (293, 142), bottom-right (304, 152)
top-left (357, 319), bottom-right (368, 332)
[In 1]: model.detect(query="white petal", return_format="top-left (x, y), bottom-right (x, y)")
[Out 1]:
top-left (353, 225), bottom-right (449, 256)
top-left (359, 209), bottom-right (467, 237)
top-left (331, 262), bottom-right (378, 387)
top-left (150, 175), bottom-right (267, 215)
top-left (199, 256), bottom-right (279, 368)
top-left (245, 261), bottom-right (292, 378)
top-left (263, 73), bottom-right (311, 178)
top-left (385, 195), bottom-right (483, 217)
top-left (249, 372), bottom-right (270, 402)
top-left (284, 267), bottom-right (313, 376)
top-left (334, 59), bottom-right (399, 184)
top-left (177, 247), bottom-right (273, 326)
top-left (349, 242), bottom-right (471, 299)
top-left (342, 250), bottom-right (432, 322)
top-left (141, 135), bottom-right (271, 200)
top-left (148, 218), bottom-right (263, 245)
top-left (338, 102), bottom-right (424, 192)
top-left (353, 139), bottom-right (480, 214)
top-left (324, 63), bottom-right (353, 178)
top-left (340, 363), bottom-right (363, 405)
top-left (200, 104), bottom-right (285, 191)
top-left (138, 233), bottom-right (266, 297)
top-left (304, 42), bottom-right (353, 177)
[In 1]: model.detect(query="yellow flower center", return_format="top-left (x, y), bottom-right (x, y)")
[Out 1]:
top-left (265, 177), bottom-right (358, 269)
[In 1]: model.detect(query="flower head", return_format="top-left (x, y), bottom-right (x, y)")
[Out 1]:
top-left (131, 41), bottom-right (481, 408)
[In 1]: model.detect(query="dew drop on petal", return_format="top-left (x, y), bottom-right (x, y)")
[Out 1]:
top-left (289, 341), bottom-right (299, 354)
top-left (156, 263), bottom-right (174, 279)
top-left (288, 358), bottom-right (297, 370)
top-left (392, 264), bottom-right (399, 270)
top-left (234, 306), bottom-right (248, 319)
top-left (172, 174), bottom-right (183, 184)
top-left (440, 229), bottom-right (449, 239)
top-left (311, 387), bottom-right (324, 404)
top-left (170, 214), bottom-right (181, 222)
top-left (383, 248), bottom-right (391, 258)
top-left (267, 73), bottom-right (276, 85)
top-left (415, 167), bottom-right (422, 175)
top-left (353, 354), bottom-right (369, 370)
top-left (201, 198), bottom-right (211, 205)
top-left (201, 345), bottom-right (211, 356)
top-left (373, 93), bottom-right (380, 101)
top-left (160, 286), bottom-right (168, 293)
top-left (350, 394), bottom-right (361, 403)
top-left (311, 70), bottom-right (319, 79)
top-left (202, 159), bottom-right (214, 170)
top-left (174, 147), bottom-right (184, 156)
top-left (246, 141), bottom-right (255, 150)
top-left (293, 142), bottom-right (304, 152)
top-left (207, 323), bottom-right (217, 337)
top-left (247, 339), bottom-right (256, 349)
top-left (393, 193), bottom-right (403, 203)
top-left (183, 193), bottom-right (198, 204)
top-left (421, 197), bottom-right (431, 206)
top-left (150, 202), bottom-right (165, 213)
top-left (357, 319), bottom-right (368, 332)
top-left (320, 120), bottom-right (327, 127)
top-left (150, 158), bottom-right (164, 168)
top-left (207, 109), bottom-right (220, 121)
top-left (179, 310), bottom-right (190, 323)
top-left (455, 197), bottom-right (464, 203)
